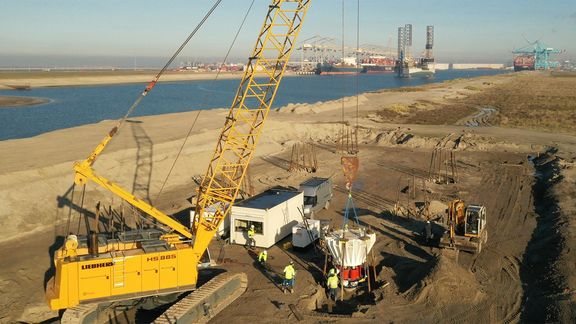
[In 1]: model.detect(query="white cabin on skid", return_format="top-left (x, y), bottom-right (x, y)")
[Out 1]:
top-left (230, 189), bottom-right (303, 248)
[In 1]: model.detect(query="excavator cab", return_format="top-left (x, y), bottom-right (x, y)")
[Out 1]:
top-left (464, 205), bottom-right (486, 237)
top-left (439, 200), bottom-right (488, 253)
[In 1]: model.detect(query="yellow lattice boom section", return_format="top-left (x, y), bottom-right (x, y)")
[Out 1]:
top-left (192, 0), bottom-right (310, 253)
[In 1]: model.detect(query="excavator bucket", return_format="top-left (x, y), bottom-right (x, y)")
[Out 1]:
top-left (438, 229), bottom-right (488, 254)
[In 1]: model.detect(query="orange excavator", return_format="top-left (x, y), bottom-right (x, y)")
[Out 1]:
top-left (439, 199), bottom-right (487, 253)
top-left (44, 1), bottom-right (311, 322)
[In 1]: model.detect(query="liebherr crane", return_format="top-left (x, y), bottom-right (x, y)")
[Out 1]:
top-left (45, 1), bottom-right (311, 322)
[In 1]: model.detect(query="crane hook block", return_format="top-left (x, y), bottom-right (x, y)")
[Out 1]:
top-left (144, 80), bottom-right (157, 93)
top-left (109, 126), bottom-right (118, 137)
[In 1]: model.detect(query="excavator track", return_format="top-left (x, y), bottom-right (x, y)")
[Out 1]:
top-left (153, 272), bottom-right (248, 324)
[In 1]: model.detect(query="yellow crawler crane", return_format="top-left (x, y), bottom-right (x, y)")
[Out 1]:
top-left (45, 1), bottom-right (311, 322)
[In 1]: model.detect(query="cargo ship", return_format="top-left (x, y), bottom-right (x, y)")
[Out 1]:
top-left (315, 57), bottom-right (366, 75)
top-left (513, 55), bottom-right (535, 71)
top-left (361, 56), bottom-right (395, 73)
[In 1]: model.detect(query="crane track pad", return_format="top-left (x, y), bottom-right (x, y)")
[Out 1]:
top-left (153, 272), bottom-right (248, 323)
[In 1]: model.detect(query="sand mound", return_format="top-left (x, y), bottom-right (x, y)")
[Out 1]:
top-left (372, 127), bottom-right (414, 145)
top-left (276, 94), bottom-right (369, 114)
top-left (403, 255), bottom-right (485, 306)
top-left (366, 127), bottom-right (534, 153)
top-left (426, 200), bottom-right (448, 219)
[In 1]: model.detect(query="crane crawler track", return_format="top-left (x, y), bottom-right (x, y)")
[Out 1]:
top-left (59, 272), bottom-right (247, 324)
top-left (153, 272), bottom-right (248, 323)
top-left (60, 303), bottom-right (101, 324)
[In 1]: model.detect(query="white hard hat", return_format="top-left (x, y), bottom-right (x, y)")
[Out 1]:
top-left (263, 250), bottom-right (267, 254)
top-left (250, 224), bottom-right (255, 228)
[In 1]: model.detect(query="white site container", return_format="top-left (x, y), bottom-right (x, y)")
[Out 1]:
top-left (230, 190), bottom-right (303, 248)
top-left (292, 219), bottom-right (321, 248)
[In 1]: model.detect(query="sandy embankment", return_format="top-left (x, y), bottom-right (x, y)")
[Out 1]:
top-left (0, 95), bottom-right (49, 107)
top-left (5, 72), bottom-right (575, 323)
top-left (0, 70), bottom-right (257, 91)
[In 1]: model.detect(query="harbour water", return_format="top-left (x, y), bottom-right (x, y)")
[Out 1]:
top-left (0, 70), bottom-right (505, 140)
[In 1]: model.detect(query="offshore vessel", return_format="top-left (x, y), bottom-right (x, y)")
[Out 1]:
top-left (513, 55), bottom-right (535, 71)
top-left (361, 56), bottom-right (395, 73)
top-left (410, 57), bottom-right (436, 77)
top-left (395, 57), bottom-right (436, 78)
top-left (315, 57), bottom-right (366, 75)
top-left (396, 25), bottom-right (436, 78)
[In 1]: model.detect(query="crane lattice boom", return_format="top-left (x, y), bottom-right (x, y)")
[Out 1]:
top-left (192, 0), bottom-right (310, 254)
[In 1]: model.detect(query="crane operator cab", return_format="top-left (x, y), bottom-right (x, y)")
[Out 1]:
top-left (464, 205), bottom-right (486, 237)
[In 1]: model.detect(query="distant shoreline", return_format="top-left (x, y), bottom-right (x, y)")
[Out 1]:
top-left (0, 70), bottom-right (262, 90)
top-left (0, 95), bottom-right (49, 107)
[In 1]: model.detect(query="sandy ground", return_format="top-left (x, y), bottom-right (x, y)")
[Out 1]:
top-left (0, 95), bottom-right (49, 107)
top-left (0, 72), bottom-right (575, 323)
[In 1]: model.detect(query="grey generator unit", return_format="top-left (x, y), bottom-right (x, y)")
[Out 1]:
top-left (230, 189), bottom-right (303, 248)
top-left (299, 177), bottom-right (333, 217)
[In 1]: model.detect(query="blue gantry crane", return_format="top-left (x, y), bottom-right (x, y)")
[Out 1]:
top-left (513, 40), bottom-right (562, 71)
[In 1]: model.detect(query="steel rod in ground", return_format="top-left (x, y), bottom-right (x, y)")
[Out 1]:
top-left (340, 239), bottom-right (346, 302)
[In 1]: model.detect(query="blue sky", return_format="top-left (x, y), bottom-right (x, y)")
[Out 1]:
top-left (1, 0), bottom-right (574, 67)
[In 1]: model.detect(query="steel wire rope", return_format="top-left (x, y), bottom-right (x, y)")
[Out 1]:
top-left (154, 0), bottom-right (257, 201)
top-left (108, 0), bottom-right (223, 144)
top-left (340, 0), bottom-right (346, 143)
top-left (65, 183), bottom-right (76, 235)
top-left (59, 1), bottom-right (222, 238)
top-left (355, 0), bottom-right (360, 149)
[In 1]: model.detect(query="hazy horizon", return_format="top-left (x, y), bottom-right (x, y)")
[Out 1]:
top-left (1, 0), bottom-right (574, 68)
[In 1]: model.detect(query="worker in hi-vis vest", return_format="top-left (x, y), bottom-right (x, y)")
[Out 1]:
top-left (326, 268), bottom-right (339, 301)
top-left (258, 250), bottom-right (267, 266)
top-left (247, 224), bottom-right (256, 248)
top-left (283, 261), bottom-right (296, 293)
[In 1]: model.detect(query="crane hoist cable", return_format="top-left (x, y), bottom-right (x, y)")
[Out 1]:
top-left (61, 0), bottom-right (222, 238)
top-left (87, 0), bottom-right (223, 166)
top-left (340, 0), bottom-right (345, 140)
top-left (119, 0), bottom-right (223, 124)
top-left (355, 0), bottom-right (360, 137)
top-left (155, 0), bottom-right (257, 201)
top-left (338, 0), bottom-right (361, 155)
